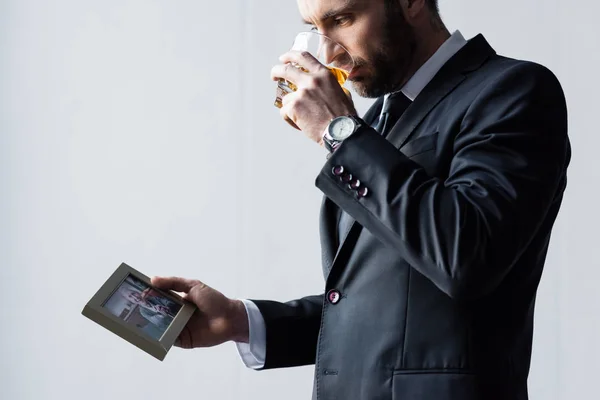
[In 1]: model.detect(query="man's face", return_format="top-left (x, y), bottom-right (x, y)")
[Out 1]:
top-left (298, 0), bottom-right (417, 98)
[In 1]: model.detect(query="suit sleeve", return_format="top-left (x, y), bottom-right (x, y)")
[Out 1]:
top-left (247, 295), bottom-right (323, 369)
top-left (315, 62), bottom-right (571, 301)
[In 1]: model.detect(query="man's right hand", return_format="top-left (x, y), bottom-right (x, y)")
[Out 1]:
top-left (151, 276), bottom-right (249, 348)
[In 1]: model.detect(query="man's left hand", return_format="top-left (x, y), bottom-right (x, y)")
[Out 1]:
top-left (271, 50), bottom-right (357, 146)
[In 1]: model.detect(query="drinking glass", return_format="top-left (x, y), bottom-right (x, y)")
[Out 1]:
top-left (274, 31), bottom-right (354, 108)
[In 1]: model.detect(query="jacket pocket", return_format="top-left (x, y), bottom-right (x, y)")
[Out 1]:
top-left (392, 370), bottom-right (478, 400)
top-left (400, 132), bottom-right (438, 158)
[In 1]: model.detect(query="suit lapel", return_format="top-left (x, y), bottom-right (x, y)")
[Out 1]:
top-left (387, 34), bottom-right (495, 149)
top-left (363, 97), bottom-right (385, 126)
top-left (386, 74), bottom-right (465, 148)
top-left (318, 195), bottom-right (339, 274)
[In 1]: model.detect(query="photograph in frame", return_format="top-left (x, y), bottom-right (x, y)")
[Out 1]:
top-left (82, 262), bottom-right (196, 361)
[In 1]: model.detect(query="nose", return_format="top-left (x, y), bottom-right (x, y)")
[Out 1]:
top-left (318, 37), bottom-right (352, 71)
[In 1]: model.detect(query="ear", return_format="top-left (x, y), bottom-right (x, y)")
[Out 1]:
top-left (402, 0), bottom-right (426, 19)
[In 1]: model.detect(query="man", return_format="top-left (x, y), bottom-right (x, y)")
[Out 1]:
top-left (152, 0), bottom-right (571, 398)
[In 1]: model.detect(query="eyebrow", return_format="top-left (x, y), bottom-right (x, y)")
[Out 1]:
top-left (302, 0), bottom-right (359, 25)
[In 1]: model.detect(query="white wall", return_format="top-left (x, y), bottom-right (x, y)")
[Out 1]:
top-left (1, 1), bottom-right (597, 399)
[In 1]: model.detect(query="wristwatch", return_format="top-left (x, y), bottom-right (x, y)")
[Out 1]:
top-left (322, 115), bottom-right (363, 153)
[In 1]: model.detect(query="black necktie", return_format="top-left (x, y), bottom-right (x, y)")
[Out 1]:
top-left (335, 92), bottom-right (413, 249)
top-left (374, 91), bottom-right (413, 137)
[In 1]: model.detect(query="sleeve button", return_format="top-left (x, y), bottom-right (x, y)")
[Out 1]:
top-left (332, 165), bottom-right (345, 176)
top-left (357, 186), bottom-right (369, 198)
top-left (348, 178), bottom-right (361, 190)
top-left (341, 173), bottom-right (353, 183)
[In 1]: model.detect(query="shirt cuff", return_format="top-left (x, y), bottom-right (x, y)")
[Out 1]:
top-left (235, 299), bottom-right (266, 369)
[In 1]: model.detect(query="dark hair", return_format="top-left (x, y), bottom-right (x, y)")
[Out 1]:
top-left (385, 0), bottom-right (440, 16)
top-left (426, 0), bottom-right (440, 15)
top-left (385, 0), bottom-right (442, 29)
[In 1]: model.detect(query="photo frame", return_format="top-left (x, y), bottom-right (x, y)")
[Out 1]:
top-left (82, 262), bottom-right (196, 361)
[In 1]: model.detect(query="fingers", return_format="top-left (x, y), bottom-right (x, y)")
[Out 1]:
top-left (342, 86), bottom-right (352, 100)
top-left (279, 50), bottom-right (323, 72)
top-left (174, 324), bottom-right (194, 349)
top-left (271, 51), bottom-right (326, 85)
top-left (151, 276), bottom-right (200, 294)
top-left (172, 290), bottom-right (187, 299)
top-left (271, 63), bottom-right (309, 87)
top-left (283, 114), bottom-right (300, 130)
top-left (279, 96), bottom-right (300, 130)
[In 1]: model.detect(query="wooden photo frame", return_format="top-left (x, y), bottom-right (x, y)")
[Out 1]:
top-left (82, 262), bottom-right (196, 361)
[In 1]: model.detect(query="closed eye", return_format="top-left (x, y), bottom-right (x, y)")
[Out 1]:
top-left (333, 16), bottom-right (351, 26)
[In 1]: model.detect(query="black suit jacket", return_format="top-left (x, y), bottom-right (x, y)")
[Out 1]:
top-left (251, 34), bottom-right (571, 400)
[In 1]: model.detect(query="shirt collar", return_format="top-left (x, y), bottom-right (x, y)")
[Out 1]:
top-left (383, 30), bottom-right (467, 108)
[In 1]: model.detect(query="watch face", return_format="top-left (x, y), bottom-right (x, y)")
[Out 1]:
top-left (330, 117), bottom-right (356, 141)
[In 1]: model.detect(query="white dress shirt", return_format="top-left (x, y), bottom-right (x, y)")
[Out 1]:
top-left (235, 30), bottom-right (468, 370)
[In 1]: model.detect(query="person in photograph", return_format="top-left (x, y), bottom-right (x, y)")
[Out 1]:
top-left (140, 287), bottom-right (181, 317)
top-left (136, 303), bottom-right (173, 332)
top-left (118, 286), bottom-right (173, 317)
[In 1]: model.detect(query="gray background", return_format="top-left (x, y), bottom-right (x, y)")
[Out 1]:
top-left (1, 0), bottom-right (597, 399)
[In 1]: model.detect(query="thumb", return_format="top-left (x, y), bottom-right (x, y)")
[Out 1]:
top-left (151, 276), bottom-right (199, 294)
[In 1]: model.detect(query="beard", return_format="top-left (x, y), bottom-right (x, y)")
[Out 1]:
top-left (350, 2), bottom-right (417, 98)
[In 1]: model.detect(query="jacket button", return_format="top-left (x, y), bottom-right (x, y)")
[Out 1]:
top-left (356, 186), bottom-right (369, 198)
top-left (327, 289), bottom-right (341, 304)
top-left (332, 166), bottom-right (345, 176)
